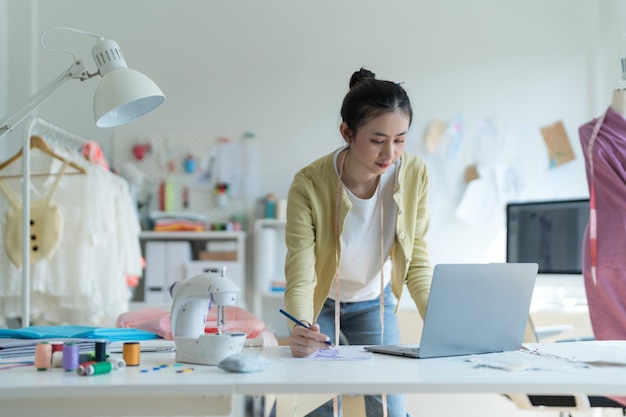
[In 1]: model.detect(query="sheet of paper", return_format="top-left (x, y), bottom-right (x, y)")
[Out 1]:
top-left (465, 350), bottom-right (587, 372)
top-left (468, 341), bottom-right (626, 372)
top-left (522, 341), bottom-right (626, 366)
top-left (278, 346), bottom-right (373, 361)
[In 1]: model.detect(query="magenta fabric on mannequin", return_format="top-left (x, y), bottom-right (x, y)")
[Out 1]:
top-left (579, 106), bottom-right (626, 340)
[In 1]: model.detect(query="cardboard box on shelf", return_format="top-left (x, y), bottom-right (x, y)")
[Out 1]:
top-left (199, 250), bottom-right (238, 261)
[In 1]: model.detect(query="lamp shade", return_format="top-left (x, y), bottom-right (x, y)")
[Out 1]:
top-left (94, 67), bottom-right (165, 127)
top-left (91, 38), bottom-right (164, 127)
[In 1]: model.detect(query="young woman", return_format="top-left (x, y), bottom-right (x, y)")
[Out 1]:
top-left (282, 68), bottom-right (432, 417)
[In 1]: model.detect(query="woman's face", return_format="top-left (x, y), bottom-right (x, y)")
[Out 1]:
top-left (341, 109), bottom-right (409, 176)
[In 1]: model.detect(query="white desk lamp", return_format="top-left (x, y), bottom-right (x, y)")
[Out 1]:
top-left (0, 27), bottom-right (165, 327)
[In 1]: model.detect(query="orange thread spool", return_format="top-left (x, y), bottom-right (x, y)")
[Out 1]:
top-left (123, 342), bottom-right (140, 366)
top-left (34, 342), bottom-right (52, 370)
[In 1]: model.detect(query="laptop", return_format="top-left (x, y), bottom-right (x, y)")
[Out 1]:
top-left (364, 263), bottom-right (538, 359)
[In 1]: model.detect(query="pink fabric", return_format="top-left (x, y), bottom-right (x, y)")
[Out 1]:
top-left (579, 107), bottom-right (626, 342)
top-left (82, 140), bottom-right (110, 170)
top-left (579, 107), bottom-right (626, 409)
top-left (117, 307), bottom-right (172, 338)
top-left (116, 306), bottom-right (268, 341)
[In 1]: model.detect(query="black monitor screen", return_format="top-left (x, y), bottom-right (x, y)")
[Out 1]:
top-left (506, 199), bottom-right (590, 274)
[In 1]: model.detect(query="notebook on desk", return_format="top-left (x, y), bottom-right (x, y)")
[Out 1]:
top-left (364, 263), bottom-right (538, 359)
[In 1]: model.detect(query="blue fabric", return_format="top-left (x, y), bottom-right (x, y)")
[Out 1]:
top-left (308, 284), bottom-right (408, 417)
top-left (0, 326), bottom-right (161, 342)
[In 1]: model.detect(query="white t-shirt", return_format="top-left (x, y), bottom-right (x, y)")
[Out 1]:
top-left (330, 148), bottom-right (399, 302)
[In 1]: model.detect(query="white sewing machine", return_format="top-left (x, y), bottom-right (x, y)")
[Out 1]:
top-left (170, 271), bottom-right (247, 365)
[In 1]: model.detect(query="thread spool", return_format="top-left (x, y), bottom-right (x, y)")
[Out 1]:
top-left (84, 361), bottom-right (113, 376)
top-left (94, 340), bottom-right (107, 362)
top-left (107, 357), bottom-right (126, 370)
top-left (123, 342), bottom-right (140, 366)
top-left (50, 341), bottom-right (64, 354)
top-left (77, 361), bottom-right (96, 376)
top-left (62, 342), bottom-right (79, 372)
top-left (51, 351), bottom-right (64, 368)
top-left (34, 342), bottom-right (52, 370)
top-left (77, 364), bottom-right (87, 376)
top-left (79, 352), bottom-right (94, 364)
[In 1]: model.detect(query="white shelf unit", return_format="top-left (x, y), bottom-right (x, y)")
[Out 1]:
top-left (137, 231), bottom-right (247, 308)
top-left (252, 219), bottom-right (289, 338)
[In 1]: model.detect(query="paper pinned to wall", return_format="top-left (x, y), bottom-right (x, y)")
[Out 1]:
top-left (455, 164), bottom-right (521, 228)
top-left (455, 170), bottom-right (499, 227)
top-left (540, 120), bottom-right (576, 168)
top-left (464, 164), bottom-right (480, 183)
top-left (423, 119), bottom-right (447, 154)
top-left (445, 114), bottom-right (465, 160)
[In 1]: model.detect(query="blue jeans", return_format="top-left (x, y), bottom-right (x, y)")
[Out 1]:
top-left (305, 284), bottom-right (409, 417)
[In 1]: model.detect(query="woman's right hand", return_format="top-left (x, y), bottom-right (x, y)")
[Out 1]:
top-left (288, 323), bottom-right (331, 358)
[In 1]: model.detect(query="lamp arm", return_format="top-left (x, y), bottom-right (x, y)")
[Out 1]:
top-left (0, 60), bottom-right (92, 140)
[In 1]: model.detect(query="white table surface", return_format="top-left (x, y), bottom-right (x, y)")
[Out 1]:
top-left (2, 342), bottom-right (626, 417)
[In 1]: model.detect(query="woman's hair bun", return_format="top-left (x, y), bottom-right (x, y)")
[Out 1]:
top-left (349, 67), bottom-right (376, 89)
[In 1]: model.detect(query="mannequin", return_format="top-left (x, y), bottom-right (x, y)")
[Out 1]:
top-left (579, 86), bottom-right (626, 408)
top-left (610, 88), bottom-right (626, 115)
top-left (578, 84), bottom-right (626, 342)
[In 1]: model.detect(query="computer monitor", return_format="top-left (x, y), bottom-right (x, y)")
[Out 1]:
top-left (506, 199), bottom-right (590, 274)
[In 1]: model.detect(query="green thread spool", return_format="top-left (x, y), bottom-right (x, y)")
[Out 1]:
top-left (85, 361), bottom-right (113, 376)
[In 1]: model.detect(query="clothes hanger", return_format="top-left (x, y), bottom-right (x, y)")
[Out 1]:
top-left (0, 135), bottom-right (87, 178)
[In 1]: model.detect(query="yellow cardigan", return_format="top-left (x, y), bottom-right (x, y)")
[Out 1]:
top-left (283, 150), bottom-right (432, 328)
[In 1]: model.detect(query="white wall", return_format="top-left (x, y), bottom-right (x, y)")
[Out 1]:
top-left (2, 0), bottom-right (626, 270)
top-left (2, 0), bottom-right (39, 156)
top-left (0, 0), bottom-right (7, 157)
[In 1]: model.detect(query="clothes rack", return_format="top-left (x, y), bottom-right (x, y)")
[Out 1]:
top-left (0, 118), bottom-right (142, 327)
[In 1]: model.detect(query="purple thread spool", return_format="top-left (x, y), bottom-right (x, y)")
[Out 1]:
top-left (62, 342), bottom-right (79, 372)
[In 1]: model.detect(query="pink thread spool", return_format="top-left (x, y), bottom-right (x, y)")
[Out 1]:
top-left (34, 342), bottom-right (52, 371)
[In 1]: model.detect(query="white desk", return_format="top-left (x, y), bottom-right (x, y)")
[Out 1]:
top-left (1, 344), bottom-right (626, 417)
top-left (1, 354), bottom-right (238, 417)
